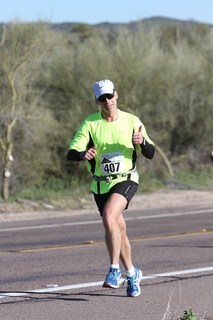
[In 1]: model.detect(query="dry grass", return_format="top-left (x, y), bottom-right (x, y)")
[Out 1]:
top-left (161, 284), bottom-right (213, 320)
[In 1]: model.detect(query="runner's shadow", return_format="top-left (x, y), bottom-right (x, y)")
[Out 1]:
top-left (0, 292), bottom-right (89, 305)
top-left (0, 288), bottom-right (128, 305)
top-left (77, 291), bottom-right (126, 298)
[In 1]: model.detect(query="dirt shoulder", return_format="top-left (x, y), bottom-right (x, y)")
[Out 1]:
top-left (0, 190), bottom-right (212, 223)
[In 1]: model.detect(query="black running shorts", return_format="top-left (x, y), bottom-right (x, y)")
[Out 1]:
top-left (93, 180), bottom-right (138, 216)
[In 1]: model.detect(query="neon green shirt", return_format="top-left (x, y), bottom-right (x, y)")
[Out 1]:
top-left (69, 109), bottom-right (154, 194)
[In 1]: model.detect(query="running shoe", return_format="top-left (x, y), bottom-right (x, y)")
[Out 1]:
top-left (103, 267), bottom-right (122, 288)
top-left (126, 267), bottom-right (142, 297)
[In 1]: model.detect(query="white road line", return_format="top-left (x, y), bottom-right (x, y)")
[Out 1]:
top-left (1, 208), bottom-right (213, 232)
top-left (0, 220), bottom-right (100, 232)
top-left (1, 266), bottom-right (213, 299)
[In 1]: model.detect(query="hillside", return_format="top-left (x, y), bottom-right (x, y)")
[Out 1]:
top-left (49, 16), bottom-right (213, 33)
top-left (1, 16), bottom-right (212, 35)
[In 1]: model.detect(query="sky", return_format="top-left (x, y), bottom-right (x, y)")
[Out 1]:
top-left (1, 0), bottom-right (213, 25)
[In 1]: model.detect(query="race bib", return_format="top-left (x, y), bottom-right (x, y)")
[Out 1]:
top-left (100, 152), bottom-right (124, 175)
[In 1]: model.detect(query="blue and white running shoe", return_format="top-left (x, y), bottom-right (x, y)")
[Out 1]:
top-left (103, 267), bottom-right (122, 288)
top-left (126, 267), bottom-right (142, 297)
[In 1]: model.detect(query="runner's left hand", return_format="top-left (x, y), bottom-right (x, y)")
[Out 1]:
top-left (132, 126), bottom-right (143, 145)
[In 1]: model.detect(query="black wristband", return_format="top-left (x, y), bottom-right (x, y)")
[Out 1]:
top-left (79, 151), bottom-right (86, 160)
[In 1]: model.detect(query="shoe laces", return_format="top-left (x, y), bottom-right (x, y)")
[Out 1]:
top-left (108, 268), bottom-right (120, 279)
top-left (123, 273), bottom-right (137, 289)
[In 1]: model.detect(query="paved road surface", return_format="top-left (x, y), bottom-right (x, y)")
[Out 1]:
top-left (0, 204), bottom-right (213, 320)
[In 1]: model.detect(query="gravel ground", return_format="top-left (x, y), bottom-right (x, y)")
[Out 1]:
top-left (0, 189), bottom-right (212, 222)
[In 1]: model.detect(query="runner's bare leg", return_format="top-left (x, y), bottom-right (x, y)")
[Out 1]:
top-left (102, 193), bottom-right (133, 270)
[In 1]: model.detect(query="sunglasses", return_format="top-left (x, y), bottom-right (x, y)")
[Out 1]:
top-left (98, 93), bottom-right (114, 102)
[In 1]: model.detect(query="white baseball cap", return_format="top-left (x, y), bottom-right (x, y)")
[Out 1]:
top-left (93, 79), bottom-right (114, 99)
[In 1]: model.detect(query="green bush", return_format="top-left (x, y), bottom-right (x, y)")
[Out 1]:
top-left (179, 309), bottom-right (197, 320)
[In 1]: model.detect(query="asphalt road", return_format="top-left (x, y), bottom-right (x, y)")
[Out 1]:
top-left (0, 204), bottom-right (213, 320)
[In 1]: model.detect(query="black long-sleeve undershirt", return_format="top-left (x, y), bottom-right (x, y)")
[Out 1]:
top-left (67, 149), bottom-right (85, 161)
top-left (140, 139), bottom-right (155, 159)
